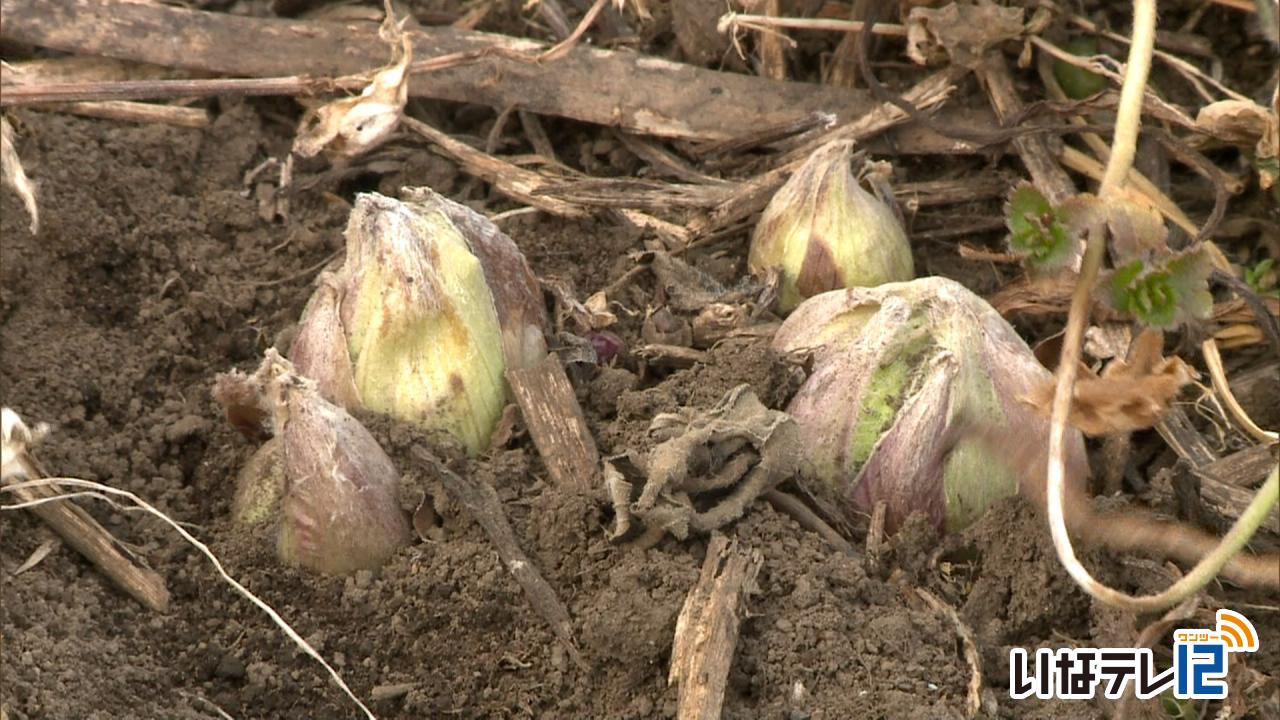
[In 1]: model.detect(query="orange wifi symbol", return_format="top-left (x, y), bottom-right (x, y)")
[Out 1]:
top-left (1216, 610), bottom-right (1259, 652)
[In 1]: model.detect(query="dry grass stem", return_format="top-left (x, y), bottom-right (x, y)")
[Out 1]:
top-left (716, 13), bottom-right (908, 37)
top-left (1201, 338), bottom-right (1278, 444)
top-left (0, 477), bottom-right (377, 720)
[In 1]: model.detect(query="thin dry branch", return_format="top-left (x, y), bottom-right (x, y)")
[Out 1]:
top-left (2, 0), bottom-right (889, 142)
top-left (1, 411), bottom-right (169, 612)
top-left (719, 13), bottom-right (907, 37)
top-left (412, 445), bottom-right (586, 670)
top-left (401, 115), bottom-right (586, 217)
top-left (0, 478), bottom-right (373, 719)
top-left (1201, 338), bottom-right (1278, 444)
top-left (976, 52), bottom-right (1075, 206)
top-left (2, 478), bottom-right (171, 611)
top-left (53, 101), bottom-right (210, 128)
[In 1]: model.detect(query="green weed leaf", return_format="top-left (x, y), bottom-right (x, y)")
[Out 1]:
top-left (1101, 247), bottom-right (1213, 329)
top-left (1245, 258), bottom-right (1279, 298)
top-left (1005, 184), bottom-right (1083, 272)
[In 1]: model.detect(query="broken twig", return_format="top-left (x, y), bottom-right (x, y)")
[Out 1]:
top-left (3, 0), bottom-right (885, 141)
top-left (669, 533), bottom-right (761, 720)
top-left (412, 445), bottom-right (587, 670)
top-left (505, 353), bottom-right (601, 496)
top-left (1, 409), bottom-right (169, 612)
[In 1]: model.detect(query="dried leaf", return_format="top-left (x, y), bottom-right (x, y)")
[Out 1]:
top-left (1105, 197), bottom-right (1167, 262)
top-left (1194, 98), bottom-right (1277, 147)
top-left (987, 271), bottom-right (1129, 321)
top-left (1194, 96), bottom-right (1279, 190)
top-left (1, 116), bottom-right (39, 234)
top-left (543, 277), bottom-right (615, 333)
top-left (292, 8), bottom-right (412, 161)
top-left (1083, 323), bottom-right (1132, 361)
top-left (1025, 329), bottom-right (1198, 436)
top-left (12, 537), bottom-right (59, 576)
top-left (905, 1), bottom-right (1025, 68)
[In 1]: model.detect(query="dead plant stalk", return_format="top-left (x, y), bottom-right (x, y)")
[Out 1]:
top-left (0, 477), bottom-right (377, 720)
top-left (1046, 0), bottom-right (1279, 612)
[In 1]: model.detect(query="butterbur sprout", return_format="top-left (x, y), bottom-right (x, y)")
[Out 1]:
top-left (214, 351), bottom-right (412, 575)
top-left (749, 141), bottom-right (914, 313)
top-left (290, 188), bottom-right (548, 455)
top-left (772, 277), bottom-right (1089, 534)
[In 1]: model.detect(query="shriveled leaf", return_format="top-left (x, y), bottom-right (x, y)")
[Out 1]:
top-left (1105, 197), bottom-right (1168, 262)
top-left (905, 1), bottom-right (1025, 68)
top-left (293, 10), bottom-right (412, 161)
top-left (1025, 329), bottom-right (1198, 435)
top-left (1, 116), bottom-right (39, 234)
top-left (1099, 247), bottom-right (1213, 329)
top-left (1058, 191), bottom-right (1103, 235)
top-left (1004, 184), bottom-right (1083, 272)
top-left (1194, 99), bottom-right (1276, 147)
top-left (1194, 96), bottom-right (1278, 190)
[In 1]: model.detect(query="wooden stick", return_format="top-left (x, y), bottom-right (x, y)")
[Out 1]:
top-left (2, 0), bottom-right (889, 142)
top-left (401, 116), bottom-right (586, 218)
top-left (668, 534), bottom-right (761, 720)
top-left (505, 354), bottom-right (600, 495)
top-left (721, 13), bottom-right (908, 38)
top-left (1157, 406), bottom-right (1278, 527)
top-left (1, 426), bottom-right (171, 613)
top-left (4, 481), bottom-right (172, 612)
top-left (763, 489), bottom-right (855, 555)
top-left (975, 52), bottom-right (1076, 205)
top-left (46, 101), bottom-right (211, 128)
top-left (411, 445), bottom-right (587, 669)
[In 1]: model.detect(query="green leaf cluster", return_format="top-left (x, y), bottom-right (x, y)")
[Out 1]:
top-left (1004, 184), bottom-right (1089, 272)
top-left (1244, 258), bottom-right (1280, 299)
top-left (1102, 247), bottom-right (1213, 329)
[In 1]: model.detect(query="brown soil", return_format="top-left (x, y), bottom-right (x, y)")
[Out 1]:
top-left (2, 11), bottom-right (1279, 720)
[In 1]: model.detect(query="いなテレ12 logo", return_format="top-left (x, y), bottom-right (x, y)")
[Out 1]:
top-left (1010, 609), bottom-right (1260, 701)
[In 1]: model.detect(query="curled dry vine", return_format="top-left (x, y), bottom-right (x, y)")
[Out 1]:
top-left (1044, 0), bottom-right (1279, 612)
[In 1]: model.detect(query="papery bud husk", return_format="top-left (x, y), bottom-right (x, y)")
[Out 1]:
top-left (749, 141), bottom-right (914, 314)
top-left (291, 189), bottom-right (548, 455)
top-left (772, 276), bottom-right (1089, 534)
top-left (214, 350), bottom-right (411, 575)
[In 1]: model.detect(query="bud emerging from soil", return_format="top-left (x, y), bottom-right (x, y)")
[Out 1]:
top-left (772, 277), bottom-right (1088, 534)
top-left (749, 142), bottom-right (914, 313)
top-left (291, 189), bottom-right (548, 455)
top-left (214, 351), bottom-right (411, 575)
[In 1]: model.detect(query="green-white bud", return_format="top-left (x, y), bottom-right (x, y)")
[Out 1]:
top-left (214, 351), bottom-right (412, 575)
top-left (291, 189), bottom-right (547, 455)
top-left (772, 277), bottom-right (1089, 534)
top-left (749, 142), bottom-right (914, 313)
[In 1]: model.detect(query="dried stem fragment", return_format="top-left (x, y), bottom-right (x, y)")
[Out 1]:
top-left (1, 116), bottom-right (38, 234)
top-left (669, 534), bottom-right (761, 720)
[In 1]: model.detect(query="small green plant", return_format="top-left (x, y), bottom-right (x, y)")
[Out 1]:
top-left (1004, 184), bottom-right (1088, 271)
top-left (1244, 257), bottom-right (1280, 298)
top-left (1159, 689), bottom-right (1203, 719)
top-left (1100, 248), bottom-right (1213, 329)
top-left (1004, 187), bottom-right (1213, 330)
